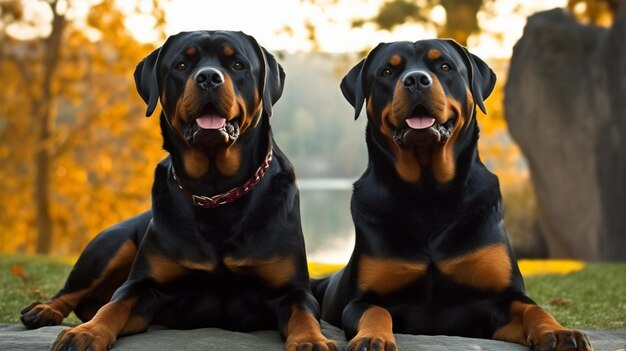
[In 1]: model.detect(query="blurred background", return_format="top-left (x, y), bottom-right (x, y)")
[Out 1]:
top-left (0, 0), bottom-right (624, 262)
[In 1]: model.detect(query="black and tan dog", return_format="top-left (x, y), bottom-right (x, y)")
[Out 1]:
top-left (20, 30), bottom-right (336, 351)
top-left (313, 39), bottom-right (592, 351)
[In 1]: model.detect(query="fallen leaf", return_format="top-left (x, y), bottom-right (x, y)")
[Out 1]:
top-left (10, 265), bottom-right (28, 281)
top-left (549, 298), bottom-right (572, 306)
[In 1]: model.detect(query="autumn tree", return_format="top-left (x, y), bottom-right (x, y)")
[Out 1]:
top-left (359, 0), bottom-right (486, 45)
top-left (301, 0), bottom-right (489, 46)
top-left (0, 0), bottom-right (166, 254)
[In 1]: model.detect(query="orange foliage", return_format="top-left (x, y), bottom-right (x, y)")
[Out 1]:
top-left (477, 75), bottom-right (528, 187)
top-left (0, 0), bottom-right (165, 254)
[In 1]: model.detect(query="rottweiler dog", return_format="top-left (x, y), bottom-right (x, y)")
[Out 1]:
top-left (313, 39), bottom-right (592, 351)
top-left (20, 30), bottom-right (337, 351)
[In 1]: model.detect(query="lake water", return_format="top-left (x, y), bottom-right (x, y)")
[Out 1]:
top-left (297, 178), bottom-right (355, 264)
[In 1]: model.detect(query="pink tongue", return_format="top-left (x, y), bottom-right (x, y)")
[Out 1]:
top-left (406, 117), bottom-right (435, 129)
top-left (196, 115), bottom-right (226, 129)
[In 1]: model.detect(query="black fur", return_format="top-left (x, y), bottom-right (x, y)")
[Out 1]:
top-left (314, 39), bottom-right (591, 351)
top-left (22, 30), bottom-right (334, 351)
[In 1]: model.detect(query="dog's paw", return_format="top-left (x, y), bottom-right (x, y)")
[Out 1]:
top-left (20, 301), bottom-right (64, 329)
top-left (51, 325), bottom-right (115, 351)
top-left (346, 336), bottom-right (397, 351)
top-left (527, 328), bottom-right (592, 351)
top-left (285, 336), bottom-right (339, 351)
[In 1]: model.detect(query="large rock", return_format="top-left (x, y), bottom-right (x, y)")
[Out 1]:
top-left (1, 323), bottom-right (625, 351)
top-left (505, 7), bottom-right (626, 260)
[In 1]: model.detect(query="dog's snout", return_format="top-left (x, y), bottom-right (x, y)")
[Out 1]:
top-left (194, 67), bottom-right (224, 89)
top-left (403, 71), bottom-right (432, 89)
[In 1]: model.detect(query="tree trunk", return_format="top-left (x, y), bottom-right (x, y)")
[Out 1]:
top-left (505, 7), bottom-right (626, 261)
top-left (34, 1), bottom-right (65, 254)
top-left (440, 0), bottom-right (483, 46)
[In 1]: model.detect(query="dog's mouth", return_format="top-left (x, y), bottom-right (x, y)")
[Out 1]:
top-left (392, 104), bottom-right (454, 146)
top-left (183, 103), bottom-right (240, 146)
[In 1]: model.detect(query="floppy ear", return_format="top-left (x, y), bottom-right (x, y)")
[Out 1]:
top-left (341, 43), bottom-right (388, 120)
top-left (134, 47), bottom-right (161, 117)
top-left (445, 39), bottom-right (496, 114)
top-left (260, 47), bottom-right (285, 117)
top-left (340, 59), bottom-right (366, 120)
top-left (244, 33), bottom-right (285, 117)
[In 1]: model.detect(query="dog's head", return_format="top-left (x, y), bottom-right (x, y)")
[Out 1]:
top-left (341, 39), bottom-right (495, 184)
top-left (134, 31), bottom-right (284, 177)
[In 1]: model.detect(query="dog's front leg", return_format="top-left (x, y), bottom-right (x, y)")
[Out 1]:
top-left (49, 290), bottom-right (149, 351)
top-left (278, 289), bottom-right (338, 351)
top-left (49, 243), bottom-right (178, 351)
top-left (493, 300), bottom-right (593, 351)
top-left (343, 301), bottom-right (397, 351)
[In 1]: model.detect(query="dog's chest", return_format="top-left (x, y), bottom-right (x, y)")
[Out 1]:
top-left (357, 243), bottom-right (512, 296)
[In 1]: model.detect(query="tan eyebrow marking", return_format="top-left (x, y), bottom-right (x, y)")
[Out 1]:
top-left (185, 46), bottom-right (197, 56)
top-left (389, 55), bottom-right (402, 66)
top-left (427, 49), bottom-right (442, 60)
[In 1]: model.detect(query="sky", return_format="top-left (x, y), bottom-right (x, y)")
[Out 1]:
top-left (154, 0), bottom-right (568, 58)
top-left (7, 0), bottom-right (568, 59)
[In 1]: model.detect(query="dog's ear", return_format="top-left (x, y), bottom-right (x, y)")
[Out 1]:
top-left (341, 43), bottom-right (388, 120)
top-left (340, 59), bottom-right (366, 120)
top-left (134, 32), bottom-right (190, 117)
top-left (260, 47), bottom-right (285, 117)
top-left (445, 39), bottom-right (496, 114)
top-left (244, 33), bottom-right (285, 117)
top-left (134, 47), bottom-right (161, 117)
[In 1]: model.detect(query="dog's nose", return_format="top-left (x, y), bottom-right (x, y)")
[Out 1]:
top-left (193, 67), bottom-right (224, 89)
top-left (403, 71), bottom-right (432, 89)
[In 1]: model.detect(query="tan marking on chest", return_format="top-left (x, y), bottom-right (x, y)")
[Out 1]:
top-left (183, 148), bottom-right (210, 178)
top-left (358, 256), bottom-right (428, 295)
top-left (437, 244), bottom-right (512, 292)
top-left (147, 253), bottom-right (215, 284)
top-left (180, 259), bottom-right (217, 272)
top-left (215, 144), bottom-right (241, 177)
top-left (223, 256), bottom-right (296, 289)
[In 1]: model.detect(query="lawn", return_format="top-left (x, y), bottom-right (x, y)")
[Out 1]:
top-left (1, 254), bottom-right (624, 330)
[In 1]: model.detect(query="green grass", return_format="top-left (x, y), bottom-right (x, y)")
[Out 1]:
top-left (1, 254), bottom-right (624, 330)
top-left (0, 254), bottom-right (80, 325)
top-left (524, 263), bottom-right (626, 330)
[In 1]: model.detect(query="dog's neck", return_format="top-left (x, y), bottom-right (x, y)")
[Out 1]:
top-left (365, 116), bottom-right (480, 194)
top-left (161, 113), bottom-right (272, 198)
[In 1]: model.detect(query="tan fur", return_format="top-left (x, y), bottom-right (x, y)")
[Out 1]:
top-left (284, 306), bottom-right (336, 351)
top-left (427, 49), bottom-right (442, 60)
top-left (493, 301), bottom-right (571, 347)
top-left (147, 252), bottom-right (216, 285)
top-left (223, 256), bottom-right (296, 289)
top-left (359, 256), bottom-right (428, 295)
top-left (389, 54), bottom-right (402, 66)
top-left (347, 306), bottom-right (396, 350)
top-left (437, 244), bottom-right (512, 292)
top-left (431, 96), bottom-right (464, 183)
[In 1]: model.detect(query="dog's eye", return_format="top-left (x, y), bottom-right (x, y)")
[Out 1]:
top-left (381, 68), bottom-right (393, 78)
top-left (176, 62), bottom-right (188, 71)
top-left (233, 61), bottom-right (245, 71)
top-left (440, 63), bottom-right (451, 72)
